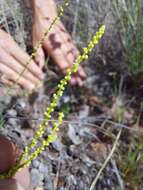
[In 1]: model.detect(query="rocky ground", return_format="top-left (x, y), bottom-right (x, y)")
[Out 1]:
top-left (0, 83), bottom-right (122, 190)
top-left (0, 0), bottom-right (143, 190)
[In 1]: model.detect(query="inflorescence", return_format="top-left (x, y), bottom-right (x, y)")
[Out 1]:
top-left (0, 0), bottom-right (105, 179)
top-left (6, 0), bottom-right (69, 95)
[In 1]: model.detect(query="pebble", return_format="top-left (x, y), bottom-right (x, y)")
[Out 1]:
top-left (7, 118), bottom-right (17, 126)
top-left (79, 127), bottom-right (91, 138)
top-left (79, 105), bottom-right (90, 119)
top-left (39, 163), bottom-right (48, 174)
top-left (0, 2), bottom-right (123, 190)
top-left (44, 176), bottom-right (54, 190)
top-left (32, 160), bottom-right (40, 168)
top-left (52, 139), bottom-right (64, 151)
top-left (107, 179), bottom-right (111, 186)
top-left (16, 98), bottom-right (26, 108)
top-left (6, 109), bottom-right (17, 117)
top-left (31, 168), bottom-right (44, 187)
top-left (67, 175), bottom-right (77, 186)
top-left (15, 98), bottom-right (28, 113)
top-left (0, 95), bottom-right (11, 105)
top-left (80, 154), bottom-right (95, 167)
top-left (68, 124), bottom-right (82, 145)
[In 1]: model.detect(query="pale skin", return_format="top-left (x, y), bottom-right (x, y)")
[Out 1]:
top-left (0, 136), bottom-right (31, 190)
top-left (0, 0), bottom-right (86, 91)
top-left (0, 0), bottom-right (86, 189)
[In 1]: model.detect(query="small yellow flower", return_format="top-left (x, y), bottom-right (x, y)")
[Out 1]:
top-left (1, 23), bottom-right (105, 179)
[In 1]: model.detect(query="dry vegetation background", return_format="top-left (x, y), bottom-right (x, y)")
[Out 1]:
top-left (0, 0), bottom-right (143, 190)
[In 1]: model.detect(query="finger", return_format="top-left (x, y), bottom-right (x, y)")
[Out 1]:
top-left (44, 23), bottom-right (86, 83)
top-left (4, 39), bottom-right (44, 80)
top-left (0, 62), bottom-right (35, 90)
top-left (58, 27), bottom-right (87, 79)
top-left (43, 35), bottom-right (70, 71)
top-left (0, 179), bottom-right (25, 190)
top-left (55, 24), bottom-right (76, 63)
top-left (59, 32), bottom-right (87, 79)
top-left (1, 75), bottom-right (14, 87)
top-left (34, 47), bottom-right (45, 69)
top-left (0, 48), bottom-right (41, 84)
top-left (45, 26), bottom-right (75, 72)
top-left (65, 45), bottom-right (87, 79)
top-left (44, 31), bottom-right (86, 83)
top-left (77, 65), bottom-right (87, 79)
top-left (56, 23), bottom-right (79, 61)
top-left (14, 167), bottom-right (31, 190)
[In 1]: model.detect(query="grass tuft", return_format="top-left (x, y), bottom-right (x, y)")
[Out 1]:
top-left (119, 135), bottom-right (143, 189)
top-left (112, 0), bottom-right (143, 78)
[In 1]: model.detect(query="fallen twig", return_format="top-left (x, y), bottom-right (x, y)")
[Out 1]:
top-left (90, 129), bottom-right (122, 190)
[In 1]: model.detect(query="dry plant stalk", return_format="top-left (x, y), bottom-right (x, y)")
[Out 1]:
top-left (0, 0), bottom-right (106, 180)
top-left (6, 0), bottom-right (69, 95)
top-left (90, 129), bottom-right (122, 190)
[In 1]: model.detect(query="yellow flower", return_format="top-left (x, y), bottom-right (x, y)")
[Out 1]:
top-left (0, 23), bottom-right (106, 179)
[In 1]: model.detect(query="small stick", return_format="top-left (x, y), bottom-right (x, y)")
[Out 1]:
top-left (90, 129), bottom-right (122, 190)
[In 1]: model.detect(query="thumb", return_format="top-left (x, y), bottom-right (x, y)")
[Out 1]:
top-left (0, 179), bottom-right (25, 190)
top-left (34, 47), bottom-right (45, 69)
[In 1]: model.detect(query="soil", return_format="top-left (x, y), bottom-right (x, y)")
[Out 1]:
top-left (0, 0), bottom-right (143, 190)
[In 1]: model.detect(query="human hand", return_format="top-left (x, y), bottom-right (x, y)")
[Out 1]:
top-left (0, 29), bottom-right (44, 90)
top-left (32, 0), bottom-right (86, 86)
top-left (0, 179), bottom-right (25, 190)
top-left (0, 168), bottom-right (31, 190)
top-left (0, 136), bottom-right (31, 190)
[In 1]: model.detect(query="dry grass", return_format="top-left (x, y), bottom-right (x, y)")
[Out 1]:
top-left (1, 0), bottom-right (143, 189)
top-left (0, 0), bottom-right (27, 49)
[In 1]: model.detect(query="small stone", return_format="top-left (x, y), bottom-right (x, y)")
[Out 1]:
top-left (107, 179), bottom-right (111, 186)
top-left (80, 154), bottom-right (95, 167)
top-left (52, 139), bottom-right (63, 151)
top-left (7, 118), bottom-right (17, 126)
top-left (79, 105), bottom-right (89, 119)
top-left (68, 124), bottom-right (82, 145)
top-left (15, 98), bottom-right (29, 115)
top-left (6, 109), bottom-right (17, 117)
top-left (0, 95), bottom-right (11, 105)
top-left (63, 95), bottom-right (70, 103)
top-left (16, 99), bottom-right (27, 110)
top-left (32, 160), bottom-right (40, 168)
top-left (44, 175), bottom-right (54, 189)
top-left (69, 145), bottom-right (79, 158)
top-left (31, 168), bottom-right (44, 187)
top-left (67, 175), bottom-right (77, 186)
top-left (39, 163), bottom-right (48, 174)
top-left (79, 127), bottom-right (91, 138)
